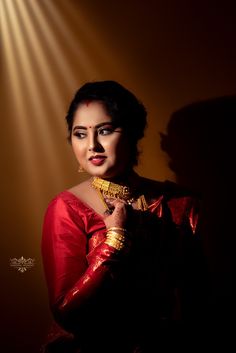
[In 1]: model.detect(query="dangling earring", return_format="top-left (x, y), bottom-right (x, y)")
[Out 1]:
top-left (78, 165), bottom-right (84, 173)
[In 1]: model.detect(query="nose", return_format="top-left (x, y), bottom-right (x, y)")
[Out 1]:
top-left (88, 131), bottom-right (103, 152)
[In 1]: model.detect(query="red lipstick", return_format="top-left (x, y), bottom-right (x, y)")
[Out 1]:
top-left (89, 155), bottom-right (107, 166)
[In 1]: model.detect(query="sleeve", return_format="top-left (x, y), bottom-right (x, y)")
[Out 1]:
top-left (41, 196), bottom-right (120, 332)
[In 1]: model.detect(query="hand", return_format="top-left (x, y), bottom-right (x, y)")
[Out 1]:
top-left (103, 199), bottom-right (129, 229)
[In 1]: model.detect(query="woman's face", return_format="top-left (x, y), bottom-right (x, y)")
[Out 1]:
top-left (71, 101), bottom-right (131, 179)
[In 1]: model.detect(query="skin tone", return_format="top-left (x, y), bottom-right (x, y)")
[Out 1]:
top-left (71, 101), bottom-right (131, 180)
top-left (70, 100), bottom-right (133, 229)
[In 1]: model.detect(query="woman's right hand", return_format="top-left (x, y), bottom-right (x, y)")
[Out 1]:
top-left (103, 199), bottom-right (129, 230)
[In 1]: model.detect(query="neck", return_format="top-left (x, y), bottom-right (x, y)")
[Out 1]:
top-left (100, 170), bottom-right (139, 186)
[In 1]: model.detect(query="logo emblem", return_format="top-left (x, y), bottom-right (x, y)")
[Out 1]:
top-left (10, 256), bottom-right (35, 273)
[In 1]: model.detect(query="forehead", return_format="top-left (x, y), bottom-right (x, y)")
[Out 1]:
top-left (73, 101), bottom-right (112, 127)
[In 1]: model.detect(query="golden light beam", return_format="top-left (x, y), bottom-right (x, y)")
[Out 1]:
top-left (58, 0), bottom-right (122, 76)
top-left (5, 0), bottom-right (64, 190)
top-left (28, 0), bottom-right (79, 90)
top-left (40, 0), bottom-right (98, 79)
top-left (15, 0), bottom-right (66, 136)
top-left (1, 0), bottom-right (39, 189)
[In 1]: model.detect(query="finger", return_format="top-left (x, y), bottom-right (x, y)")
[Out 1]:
top-left (104, 200), bottom-right (126, 214)
top-left (102, 201), bottom-right (124, 218)
top-left (104, 198), bottom-right (127, 206)
top-left (113, 201), bottom-right (128, 213)
top-left (112, 203), bottom-right (129, 222)
top-left (103, 208), bottom-right (113, 217)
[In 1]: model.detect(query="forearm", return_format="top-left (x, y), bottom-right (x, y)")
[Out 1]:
top-left (52, 239), bottom-right (122, 330)
top-left (60, 242), bottom-right (118, 307)
top-left (42, 197), bottom-right (130, 332)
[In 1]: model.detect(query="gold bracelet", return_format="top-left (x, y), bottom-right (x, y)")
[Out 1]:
top-left (105, 229), bottom-right (126, 251)
top-left (106, 233), bottom-right (125, 243)
top-left (104, 237), bottom-right (124, 251)
top-left (107, 227), bottom-right (127, 233)
top-left (107, 227), bottom-right (132, 239)
top-left (106, 229), bottom-right (126, 239)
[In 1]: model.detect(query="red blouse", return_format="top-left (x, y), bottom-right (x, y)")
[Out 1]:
top-left (41, 183), bottom-right (202, 352)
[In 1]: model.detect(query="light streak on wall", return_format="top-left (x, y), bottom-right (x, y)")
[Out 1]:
top-left (28, 0), bottom-right (79, 90)
top-left (40, 0), bottom-right (97, 79)
top-left (15, 0), bottom-right (68, 123)
top-left (1, 0), bottom-right (40, 195)
top-left (57, 0), bottom-right (119, 77)
top-left (4, 0), bottom-right (64, 193)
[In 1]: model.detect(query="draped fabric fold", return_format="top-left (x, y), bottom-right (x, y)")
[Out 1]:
top-left (41, 183), bottom-right (205, 353)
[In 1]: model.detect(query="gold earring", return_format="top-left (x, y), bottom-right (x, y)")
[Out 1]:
top-left (78, 165), bottom-right (84, 173)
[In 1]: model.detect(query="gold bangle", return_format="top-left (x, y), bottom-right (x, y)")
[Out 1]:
top-left (107, 227), bottom-right (131, 239)
top-left (107, 227), bottom-right (127, 233)
top-left (106, 230), bottom-right (126, 239)
top-left (106, 230), bottom-right (125, 236)
top-left (104, 238), bottom-right (124, 251)
top-left (106, 233), bottom-right (125, 243)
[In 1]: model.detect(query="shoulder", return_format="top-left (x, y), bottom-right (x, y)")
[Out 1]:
top-left (45, 180), bottom-right (91, 212)
top-left (43, 180), bottom-right (100, 229)
top-left (42, 190), bottom-right (89, 239)
top-left (43, 188), bottom-right (89, 226)
top-left (45, 190), bottom-right (79, 213)
top-left (67, 179), bottom-right (91, 197)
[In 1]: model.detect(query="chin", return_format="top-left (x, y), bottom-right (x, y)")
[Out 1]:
top-left (94, 171), bottom-right (113, 179)
top-left (86, 168), bottom-right (109, 178)
top-left (88, 170), bottom-right (115, 180)
top-left (86, 163), bottom-right (128, 179)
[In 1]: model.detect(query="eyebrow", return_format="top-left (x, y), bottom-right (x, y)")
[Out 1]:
top-left (72, 122), bottom-right (114, 132)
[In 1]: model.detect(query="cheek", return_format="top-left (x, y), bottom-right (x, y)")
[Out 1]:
top-left (72, 141), bottom-right (85, 158)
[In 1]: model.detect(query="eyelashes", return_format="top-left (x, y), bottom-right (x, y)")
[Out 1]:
top-left (73, 126), bottom-right (116, 139)
top-left (73, 131), bottom-right (86, 139)
top-left (97, 127), bottom-right (114, 135)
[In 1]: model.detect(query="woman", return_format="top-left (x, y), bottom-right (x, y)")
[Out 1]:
top-left (41, 81), bottom-right (205, 353)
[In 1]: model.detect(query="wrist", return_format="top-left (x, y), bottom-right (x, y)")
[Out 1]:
top-left (104, 227), bottom-right (130, 251)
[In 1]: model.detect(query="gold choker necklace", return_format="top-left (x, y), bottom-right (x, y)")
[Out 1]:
top-left (91, 176), bottom-right (148, 211)
top-left (92, 177), bottom-right (134, 203)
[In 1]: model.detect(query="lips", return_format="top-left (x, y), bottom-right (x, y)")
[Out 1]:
top-left (89, 155), bottom-right (107, 166)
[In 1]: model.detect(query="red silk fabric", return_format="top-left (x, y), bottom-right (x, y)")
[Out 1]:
top-left (41, 184), bottom-right (201, 352)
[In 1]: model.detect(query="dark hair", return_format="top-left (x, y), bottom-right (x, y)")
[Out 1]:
top-left (65, 80), bottom-right (147, 166)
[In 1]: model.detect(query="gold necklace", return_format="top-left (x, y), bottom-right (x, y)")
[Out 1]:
top-left (91, 176), bottom-right (148, 211)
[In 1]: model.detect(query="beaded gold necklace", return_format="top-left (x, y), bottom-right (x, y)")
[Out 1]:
top-left (91, 176), bottom-right (148, 211)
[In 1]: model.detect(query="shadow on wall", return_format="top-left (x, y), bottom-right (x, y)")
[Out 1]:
top-left (161, 96), bottom-right (236, 330)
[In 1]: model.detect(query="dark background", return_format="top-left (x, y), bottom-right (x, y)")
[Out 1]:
top-left (1, 0), bottom-right (235, 351)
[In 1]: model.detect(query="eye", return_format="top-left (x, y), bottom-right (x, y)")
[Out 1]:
top-left (98, 127), bottom-right (114, 135)
top-left (73, 131), bottom-right (87, 139)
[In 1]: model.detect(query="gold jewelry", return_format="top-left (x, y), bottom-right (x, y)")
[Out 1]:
top-left (91, 177), bottom-right (149, 211)
top-left (137, 194), bottom-right (148, 211)
top-left (97, 189), bottom-right (110, 211)
top-left (108, 227), bottom-right (127, 234)
top-left (104, 229), bottom-right (127, 251)
top-left (91, 177), bottom-right (135, 204)
top-left (78, 165), bottom-right (84, 173)
top-left (106, 233), bottom-right (125, 243)
top-left (104, 237), bottom-right (124, 250)
top-left (106, 229), bottom-right (127, 240)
